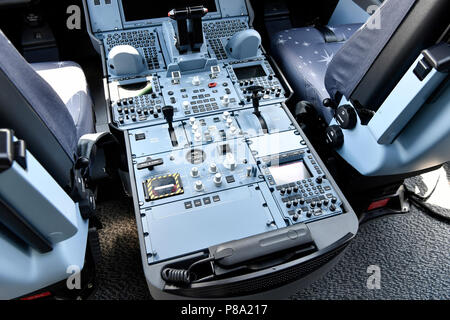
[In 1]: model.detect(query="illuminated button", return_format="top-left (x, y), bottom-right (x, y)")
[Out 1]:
top-left (192, 76), bottom-right (201, 86)
top-left (222, 95), bottom-right (230, 107)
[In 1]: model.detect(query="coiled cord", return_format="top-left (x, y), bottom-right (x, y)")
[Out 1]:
top-left (161, 257), bottom-right (214, 285)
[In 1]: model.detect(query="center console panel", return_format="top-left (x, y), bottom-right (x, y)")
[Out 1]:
top-left (84, 0), bottom-right (358, 299)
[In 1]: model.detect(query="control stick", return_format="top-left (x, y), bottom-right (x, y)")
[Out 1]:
top-left (162, 106), bottom-right (179, 147)
top-left (247, 86), bottom-right (269, 134)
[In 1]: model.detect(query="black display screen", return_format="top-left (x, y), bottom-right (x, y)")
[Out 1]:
top-left (233, 65), bottom-right (267, 80)
top-left (122, 0), bottom-right (218, 22)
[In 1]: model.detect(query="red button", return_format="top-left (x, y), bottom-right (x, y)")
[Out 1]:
top-left (208, 82), bottom-right (217, 88)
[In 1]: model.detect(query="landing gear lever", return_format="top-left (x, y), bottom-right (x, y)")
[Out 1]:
top-left (248, 86), bottom-right (269, 134)
top-left (162, 106), bottom-right (179, 147)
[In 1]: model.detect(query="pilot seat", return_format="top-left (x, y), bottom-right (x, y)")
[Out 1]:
top-left (270, 0), bottom-right (450, 215)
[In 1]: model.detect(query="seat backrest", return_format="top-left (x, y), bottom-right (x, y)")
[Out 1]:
top-left (325, 0), bottom-right (450, 111)
top-left (0, 30), bottom-right (77, 189)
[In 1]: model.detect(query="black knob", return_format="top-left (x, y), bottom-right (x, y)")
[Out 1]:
top-left (323, 199), bottom-right (329, 206)
top-left (293, 200), bottom-right (299, 206)
top-left (310, 201), bottom-right (316, 208)
top-left (293, 186), bottom-right (299, 193)
top-left (336, 105), bottom-right (357, 129)
top-left (323, 98), bottom-right (337, 109)
top-left (330, 204), bottom-right (336, 212)
top-left (325, 125), bottom-right (344, 149)
top-left (286, 188), bottom-right (292, 194)
top-left (286, 202), bottom-right (292, 208)
top-left (306, 211), bottom-right (312, 218)
top-left (280, 188), bottom-right (286, 195)
top-left (293, 214), bottom-right (299, 221)
top-left (316, 177), bottom-right (323, 184)
top-left (300, 198), bottom-right (306, 205)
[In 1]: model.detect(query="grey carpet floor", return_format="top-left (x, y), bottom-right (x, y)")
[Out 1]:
top-left (92, 164), bottom-right (450, 300)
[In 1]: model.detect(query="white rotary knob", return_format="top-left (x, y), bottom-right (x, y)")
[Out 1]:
top-left (214, 173), bottom-right (222, 186)
top-left (195, 180), bottom-right (204, 191)
top-left (191, 167), bottom-right (199, 177)
top-left (209, 163), bottom-right (217, 173)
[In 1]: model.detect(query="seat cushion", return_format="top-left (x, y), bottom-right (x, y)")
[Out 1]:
top-left (271, 24), bottom-right (362, 123)
top-left (31, 61), bottom-right (95, 139)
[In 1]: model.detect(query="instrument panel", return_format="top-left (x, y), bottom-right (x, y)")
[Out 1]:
top-left (86, 0), bottom-right (351, 266)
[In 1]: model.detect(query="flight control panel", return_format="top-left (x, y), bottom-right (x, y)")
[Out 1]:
top-left (85, 0), bottom-right (357, 296)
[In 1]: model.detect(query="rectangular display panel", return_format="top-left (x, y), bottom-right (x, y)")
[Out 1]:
top-left (269, 161), bottom-right (312, 185)
top-left (122, 0), bottom-right (218, 22)
top-left (233, 65), bottom-right (267, 80)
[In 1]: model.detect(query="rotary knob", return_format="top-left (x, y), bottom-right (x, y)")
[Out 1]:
top-left (214, 173), bottom-right (222, 186)
top-left (191, 167), bottom-right (199, 178)
top-left (209, 163), bottom-right (218, 173)
top-left (192, 123), bottom-right (199, 132)
top-left (229, 125), bottom-right (238, 136)
top-left (222, 111), bottom-right (230, 120)
top-left (194, 132), bottom-right (202, 142)
top-left (183, 101), bottom-right (190, 110)
top-left (226, 117), bottom-right (233, 127)
top-left (195, 180), bottom-right (204, 191)
top-left (224, 153), bottom-right (236, 171)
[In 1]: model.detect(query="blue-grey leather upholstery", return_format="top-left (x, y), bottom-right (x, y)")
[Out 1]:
top-left (325, 0), bottom-right (417, 102)
top-left (0, 30), bottom-right (95, 187)
top-left (0, 30), bottom-right (94, 156)
top-left (271, 24), bottom-right (362, 123)
top-left (31, 62), bottom-right (95, 140)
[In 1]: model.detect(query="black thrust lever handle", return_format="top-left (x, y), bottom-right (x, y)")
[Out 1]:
top-left (247, 85), bottom-right (269, 134)
top-left (162, 106), bottom-right (179, 147)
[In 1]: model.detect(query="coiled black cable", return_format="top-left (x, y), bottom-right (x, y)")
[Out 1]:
top-left (161, 257), bottom-right (214, 285)
top-left (161, 268), bottom-right (192, 285)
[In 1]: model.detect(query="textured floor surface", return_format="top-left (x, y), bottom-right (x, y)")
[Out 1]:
top-left (92, 164), bottom-right (450, 300)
